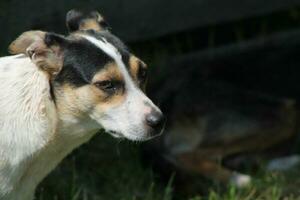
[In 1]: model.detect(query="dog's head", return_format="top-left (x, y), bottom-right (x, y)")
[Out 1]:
top-left (9, 10), bottom-right (165, 141)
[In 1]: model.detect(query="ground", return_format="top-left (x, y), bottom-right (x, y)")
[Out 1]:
top-left (36, 132), bottom-right (300, 200)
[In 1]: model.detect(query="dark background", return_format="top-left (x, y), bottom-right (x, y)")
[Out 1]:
top-left (2, 1), bottom-right (300, 199)
top-left (2, 0), bottom-right (300, 98)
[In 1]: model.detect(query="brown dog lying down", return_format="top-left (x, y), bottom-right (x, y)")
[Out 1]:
top-left (148, 81), bottom-right (297, 187)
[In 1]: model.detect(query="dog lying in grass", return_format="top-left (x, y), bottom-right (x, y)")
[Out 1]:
top-left (147, 80), bottom-right (297, 188)
top-left (0, 9), bottom-right (165, 200)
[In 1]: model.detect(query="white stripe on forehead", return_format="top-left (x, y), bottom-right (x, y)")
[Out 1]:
top-left (80, 35), bottom-right (136, 90)
top-left (80, 35), bottom-right (161, 125)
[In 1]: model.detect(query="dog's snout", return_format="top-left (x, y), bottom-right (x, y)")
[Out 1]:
top-left (146, 111), bottom-right (166, 134)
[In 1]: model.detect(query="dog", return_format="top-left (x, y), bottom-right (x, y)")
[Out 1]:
top-left (146, 80), bottom-right (298, 188)
top-left (0, 9), bottom-right (165, 200)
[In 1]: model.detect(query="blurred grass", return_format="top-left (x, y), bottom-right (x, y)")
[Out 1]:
top-left (36, 133), bottom-right (174, 200)
top-left (36, 132), bottom-right (300, 200)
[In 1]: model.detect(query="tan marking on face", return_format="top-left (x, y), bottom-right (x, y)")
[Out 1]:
top-left (57, 84), bottom-right (126, 125)
top-left (92, 62), bottom-right (123, 84)
top-left (128, 55), bottom-right (147, 90)
top-left (128, 55), bottom-right (140, 80)
top-left (56, 84), bottom-right (84, 118)
top-left (79, 19), bottom-right (102, 31)
top-left (91, 86), bottom-right (126, 112)
top-left (92, 62), bottom-right (126, 110)
top-left (57, 62), bottom-right (127, 122)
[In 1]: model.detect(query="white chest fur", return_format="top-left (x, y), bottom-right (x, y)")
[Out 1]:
top-left (0, 55), bottom-right (97, 200)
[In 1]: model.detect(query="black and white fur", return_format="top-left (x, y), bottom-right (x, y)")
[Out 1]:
top-left (0, 10), bottom-right (165, 200)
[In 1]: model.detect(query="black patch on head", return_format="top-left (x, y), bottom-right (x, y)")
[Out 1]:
top-left (84, 30), bottom-right (131, 69)
top-left (54, 39), bottom-right (113, 86)
top-left (54, 31), bottom-right (131, 87)
top-left (45, 33), bottom-right (68, 47)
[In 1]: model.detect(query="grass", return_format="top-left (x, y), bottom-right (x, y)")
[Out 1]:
top-left (35, 132), bottom-right (300, 200)
top-left (36, 132), bottom-right (174, 200)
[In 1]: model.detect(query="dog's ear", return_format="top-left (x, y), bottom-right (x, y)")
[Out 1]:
top-left (66, 9), bottom-right (110, 32)
top-left (9, 31), bottom-right (67, 76)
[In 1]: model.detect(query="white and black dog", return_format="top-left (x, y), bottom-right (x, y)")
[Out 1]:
top-left (0, 10), bottom-right (165, 200)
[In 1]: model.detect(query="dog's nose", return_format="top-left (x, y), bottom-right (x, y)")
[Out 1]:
top-left (146, 111), bottom-right (166, 135)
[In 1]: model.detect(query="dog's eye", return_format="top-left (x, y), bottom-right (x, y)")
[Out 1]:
top-left (94, 80), bottom-right (116, 92)
top-left (138, 67), bottom-right (148, 83)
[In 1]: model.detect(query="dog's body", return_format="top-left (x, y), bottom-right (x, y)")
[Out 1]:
top-left (0, 54), bottom-right (57, 199)
top-left (0, 10), bottom-right (165, 200)
top-left (0, 55), bottom-right (98, 199)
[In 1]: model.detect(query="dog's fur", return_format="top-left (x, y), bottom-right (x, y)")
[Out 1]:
top-left (0, 10), bottom-right (165, 200)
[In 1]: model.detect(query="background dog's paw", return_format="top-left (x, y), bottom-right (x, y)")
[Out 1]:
top-left (230, 172), bottom-right (252, 188)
